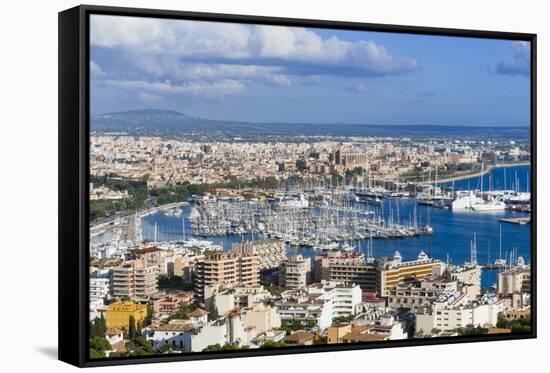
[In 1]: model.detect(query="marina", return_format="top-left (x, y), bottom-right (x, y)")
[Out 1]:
top-left (134, 165), bottom-right (531, 289)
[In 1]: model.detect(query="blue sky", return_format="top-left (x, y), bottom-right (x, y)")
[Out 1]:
top-left (90, 15), bottom-right (531, 126)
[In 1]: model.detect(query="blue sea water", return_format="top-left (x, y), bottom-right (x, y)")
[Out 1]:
top-left (141, 165), bottom-right (532, 289)
top-left (440, 165), bottom-right (531, 192)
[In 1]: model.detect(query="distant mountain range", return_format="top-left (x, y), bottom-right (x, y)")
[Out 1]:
top-left (90, 109), bottom-right (530, 139)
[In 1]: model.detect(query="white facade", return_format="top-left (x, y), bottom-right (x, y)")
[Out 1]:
top-left (190, 321), bottom-right (228, 352)
top-left (89, 277), bottom-right (111, 302)
top-left (308, 282), bottom-right (362, 317)
top-left (416, 294), bottom-right (505, 335)
top-left (213, 286), bottom-right (271, 315)
top-left (147, 323), bottom-right (194, 351)
top-left (276, 282), bottom-right (362, 330)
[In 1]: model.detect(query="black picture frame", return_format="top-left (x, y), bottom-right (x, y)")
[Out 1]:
top-left (59, 4), bottom-right (537, 368)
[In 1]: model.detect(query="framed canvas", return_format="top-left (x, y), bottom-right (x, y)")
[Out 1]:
top-left (58, 4), bottom-right (537, 367)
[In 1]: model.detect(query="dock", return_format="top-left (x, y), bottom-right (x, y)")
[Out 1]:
top-left (499, 216), bottom-right (530, 225)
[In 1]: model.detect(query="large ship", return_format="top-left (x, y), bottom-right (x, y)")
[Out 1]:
top-left (470, 199), bottom-right (506, 211)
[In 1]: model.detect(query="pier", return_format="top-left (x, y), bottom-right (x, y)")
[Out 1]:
top-left (499, 216), bottom-right (530, 225)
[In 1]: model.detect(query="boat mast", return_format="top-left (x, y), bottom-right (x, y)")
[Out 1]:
top-left (182, 216), bottom-right (186, 241)
top-left (499, 224), bottom-right (502, 261)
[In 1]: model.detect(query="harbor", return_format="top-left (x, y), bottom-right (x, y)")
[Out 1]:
top-left (134, 165), bottom-right (531, 289)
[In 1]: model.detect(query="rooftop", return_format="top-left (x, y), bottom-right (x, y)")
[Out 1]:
top-left (189, 308), bottom-right (208, 317)
top-left (284, 331), bottom-right (315, 343)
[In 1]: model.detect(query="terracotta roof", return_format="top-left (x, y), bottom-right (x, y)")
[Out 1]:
top-left (133, 247), bottom-right (163, 255)
top-left (341, 332), bottom-right (387, 342)
top-left (189, 308), bottom-right (208, 317)
top-left (156, 323), bottom-right (195, 332)
top-left (487, 327), bottom-right (512, 334)
top-left (284, 331), bottom-right (315, 343)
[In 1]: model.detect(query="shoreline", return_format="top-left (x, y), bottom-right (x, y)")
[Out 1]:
top-left (90, 201), bottom-right (188, 233)
top-left (434, 162), bottom-right (530, 185)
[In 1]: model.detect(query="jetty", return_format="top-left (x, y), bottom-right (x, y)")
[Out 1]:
top-left (499, 216), bottom-right (530, 225)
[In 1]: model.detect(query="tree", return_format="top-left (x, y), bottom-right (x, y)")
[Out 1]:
top-left (170, 303), bottom-right (194, 320)
top-left (89, 336), bottom-right (112, 357)
top-left (313, 335), bottom-right (327, 345)
top-left (89, 348), bottom-right (105, 359)
top-left (99, 313), bottom-right (106, 333)
top-left (158, 343), bottom-right (177, 354)
top-left (202, 343), bottom-right (222, 352)
top-left (145, 304), bottom-right (154, 326)
top-left (457, 326), bottom-right (488, 336)
top-left (136, 321), bottom-right (143, 337)
top-left (496, 314), bottom-right (508, 329)
top-left (260, 341), bottom-right (288, 348)
top-left (89, 315), bottom-right (107, 339)
top-left (128, 315), bottom-right (136, 339)
top-left (332, 315), bottom-right (354, 324)
top-left (207, 303), bottom-right (219, 321)
top-left (126, 336), bottom-right (154, 356)
top-left (265, 284), bottom-right (285, 297)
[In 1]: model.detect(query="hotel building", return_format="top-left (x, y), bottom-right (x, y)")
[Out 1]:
top-left (379, 251), bottom-right (443, 297)
top-left (112, 259), bottom-right (158, 299)
top-left (194, 252), bottom-right (260, 302)
top-left (314, 251), bottom-right (365, 282)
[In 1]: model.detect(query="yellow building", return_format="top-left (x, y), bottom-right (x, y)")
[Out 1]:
top-left (327, 323), bottom-right (352, 344)
top-left (379, 252), bottom-right (443, 296)
top-left (105, 301), bottom-right (148, 331)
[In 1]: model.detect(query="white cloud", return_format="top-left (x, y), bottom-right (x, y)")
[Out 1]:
top-left (172, 63), bottom-right (291, 86)
top-left (495, 41), bottom-right (530, 77)
top-left (90, 15), bottom-right (419, 77)
top-left (90, 60), bottom-right (105, 76)
top-left (103, 79), bottom-right (245, 98)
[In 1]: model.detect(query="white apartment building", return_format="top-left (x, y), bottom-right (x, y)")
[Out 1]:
top-left (211, 285), bottom-right (271, 314)
top-left (416, 294), bottom-right (505, 335)
top-left (279, 255), bottom-right (311, 289)
top-left (90, 277), bottom-right (111, 302)
top-left (147, 321), bottom-right (195, 351)
top-left (308, 281), bottom-right (362, 317)
top-left (276, 282), bottom-right (362, 329)
top-left (497, 267), bottom-right (531, 296)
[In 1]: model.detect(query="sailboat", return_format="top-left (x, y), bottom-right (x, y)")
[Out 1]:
top-left (494, 224), bottom-right (507, 267)
top-left (471, 161), bottom-right (506, 211)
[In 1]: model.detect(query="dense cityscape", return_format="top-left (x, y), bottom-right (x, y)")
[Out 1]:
top-left (88, 130), bottom-right (531, 358)
top-left (87, 14), bottom-right (532, 360)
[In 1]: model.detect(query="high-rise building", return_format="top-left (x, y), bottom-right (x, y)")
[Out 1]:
top-left (314, 251), bottom-right (365, 282)
top-left (279, 255), bottom-right (311, 289)
top-left (497, 267), bottom-right (531, 295)
top-left (327, 251), bottom-right (443, 296)
top-left (112, 259), bottom-right (158, 299)
top-left (194, 252), bottom-right (260, 302)
top-left (379, 251), bottom-right (443, 296)
top-left (232, 239), bottom-right (286, 270)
